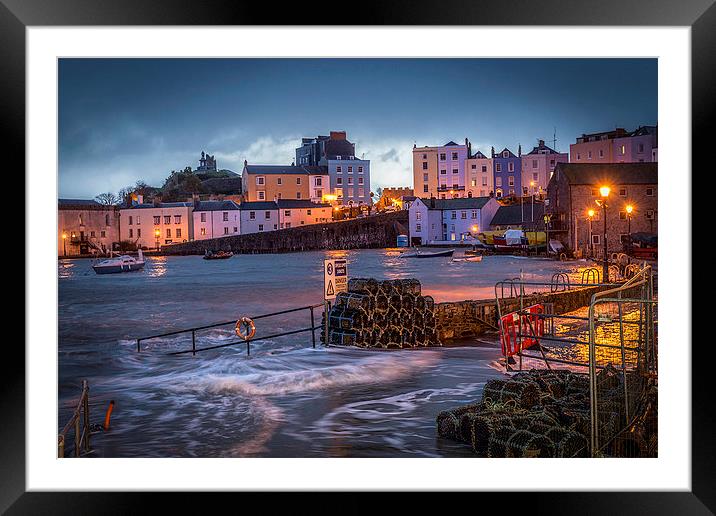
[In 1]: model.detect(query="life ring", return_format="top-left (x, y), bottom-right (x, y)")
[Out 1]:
top-left (235, 317), bottom-right (256, 340)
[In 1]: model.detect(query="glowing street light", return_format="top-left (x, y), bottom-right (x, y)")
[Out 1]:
top-left (62, 232), bottom-right (67, 257)
top-left (154, 228), bottom-right (160, 251)
top-left (598, 185), bottom-right (610, 281)
top-left (587, 209), bottom-right (595, 257)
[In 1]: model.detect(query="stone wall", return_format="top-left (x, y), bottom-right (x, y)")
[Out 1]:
top-left (161, 211), bottom-right (409, 255)
top-left (435, 284), bottom-right (613, 343)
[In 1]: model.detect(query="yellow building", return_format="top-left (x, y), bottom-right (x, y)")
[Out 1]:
top-left (242, 163), bottom-right (329, 203)
top-left (412, 145), bottom-right (439, 197)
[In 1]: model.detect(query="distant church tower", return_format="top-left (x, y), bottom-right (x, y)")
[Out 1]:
top-left (197, 151), bottom-right (217, 172)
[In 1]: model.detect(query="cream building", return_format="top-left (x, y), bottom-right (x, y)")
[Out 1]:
top-left (58, 199), bottom-right (120, 257)
top-left (242, 163), bottom-right (329, 202)
top-left (239, 201), bottom-right (279, 234)
top-left (464, 151), bottom-right (494, 198)
top-left (119, 201), bottom-right (194, 249)
top-left (192, 200), bottom-right (240, 240)
top-left (277, 200), bottom-right (332, 229)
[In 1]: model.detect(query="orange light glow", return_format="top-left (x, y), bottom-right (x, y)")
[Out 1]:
top-left (626, 204), bottom-right (634, 214)
top-left (587, 209), bottom-right (595, 218)
top-left (599, 186), bottom-right (611, 198)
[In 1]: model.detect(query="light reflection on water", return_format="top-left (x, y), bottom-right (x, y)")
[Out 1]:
top-left (58, 249), bottom-right (607, 457)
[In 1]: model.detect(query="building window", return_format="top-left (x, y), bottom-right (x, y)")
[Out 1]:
top-left (503, 151), bottom-right (509, 158)
top-left (176, 228), bottom-right (181, 238)
top-left (265, 211), bottom-right (271, 219)
top-left (440, 153), bottom-right (446, 161)
top-left (277, 177), bottom-right (282, 185)
top-left (452, 169), bottom-right (458, 174)
top-left (348, 177), bottom-right (353, 185)
top-left (496, 164), bottom-right (501, 172)
top-left (284, 210), bottom-right (291, 217)
top-left (422, 162), bottom-right (428, 170)
top-left (482, 177), bottom-right (488, 186)
top-left (599, 149), bottom-right (604, 158)
top-left (258, 191), bottom-right (266, 200)
top-left (315, 177), bottom-right (322, 186)
top-left (620, 145), bottom-right (626, 155)
top-left (164, 216), bottom-right (171, 224)
top-left (223, 212), bottom-right (229, 221)
top-left (416, 212), bottom-right (422, 221)
top-left (105, 214), bottom-right (110, 226)
top-left (286, 222), bottom-right (291, 228)
top-left (128, 216), bottom-right (133, 225)
top-left (461, 211), bottom-right (467, 219)
top-left (619, 188), bottom-right (627, 197)
top-left (472, 210), bottom-right (478, 219)
top-left (471, 179), bottom-right (476, 187)
top-left (174, 215), bottom-right (181, 224)
top-left (471, 164), bottom-right (477, 169)
top-left (423, 185), bottom-right (429, 193)
top-left (591, 189), bottom-right (598, 197)
top-left (496, 177), bottom-right (502, 187)
top-left (358, 166), bottom-right (363, 173)
top-left (533, 173), bottom-right (538, 181)
top-left (128, 228), bottom-right (133, 237)
top-left (259, 224), bottom-right (264, 231)
top-left (452, 152), bottom-right (458, 160)
top-left (619, 211), bottom-right (627, 220)
top-left (348, 166), bottom-right (353, 173)
top-left (256, 176), bottom-right (265, 185)
top-left (646, 210), bottom-right (655, 219)
top-left (588, 151), bottom-right (592, 159)
top-left (646, 188), bottom-right (655, 196)
top-left (166, 228), bottom-right (171, 238)
top-left (592, 234), bottom-right (601, 245)
top-left (508, 176), bottom-right (514, 187)
top-left (482, 165), bottom-right (487, 172)
top-left (200, 228), bottom-right (206, 235)
top-left (307, 209), bottom-right (312, 215)
top-left (296, 177), bottom-right (301, 185)
top-left (638, 143), bottom-right (644, 153)
top-left (249, 211), bottom-right (255, 220)
top-left (224, 227), bottom-right (229, 235)
top-left (416, 224), bottom-right (422, 232)
top-left (234, 227), bottom-right (238, 232)
top-left (451, 211), bottom-right (456, 219)
top-left (336, 177), bottom-right (342, 185)
top-left (336, 166), bottom-right (342, 173)
top-left (296, 192), bottom-right (302, 199)
top-left (440, 169), bottom-right (446, 175)
top-left (508, 162), bottom-right (514, 172)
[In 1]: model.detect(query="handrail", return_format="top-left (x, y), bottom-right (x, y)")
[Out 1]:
top-left (58, 380), bottom-right (90, 458)
top-left (135, 302), bottom-right (325, 356)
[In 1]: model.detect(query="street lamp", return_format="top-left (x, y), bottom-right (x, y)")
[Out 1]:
top-left (596, 186), bottom-right (610, 281)
top-left (62, 232), bottom-right (67, 257)
top-left (587, 209), bottom-right (595, 258)
top-left (154, 228), bottom-right (160, 251)
top-left (530, 180), bottom-right (536, 222)
top-left (543, 214), bottom-right (551, 256)
top-left (625, 204), bottom-right (634, 236)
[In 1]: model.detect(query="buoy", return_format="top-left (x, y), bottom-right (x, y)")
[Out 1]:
top-left (104, 400), bottom-right (115, 430)
top-left (235, 317), bottom-right (256, 341)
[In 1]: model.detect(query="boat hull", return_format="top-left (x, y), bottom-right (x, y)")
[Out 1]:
top-left (403, 249), bottom-right (455, 258)
top-left (93, 263), bottom-right (145, 274)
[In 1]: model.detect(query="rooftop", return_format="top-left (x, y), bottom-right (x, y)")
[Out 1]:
top-left (553, 162), bottom-right (658, 185)
top-left (417, 196), bottom-right (494, 210)
top-left (126, 202), bottom-right (193, 210)
top-left (58, 198), bottom-right (110, 210)
top-left (193, 200), bottom-right (240, 212)
top-left (489, 203), bottom-right (546, 228)
top-left (244, 164), bottom-right (326, 175)
top-left (239, 201), bottom-right (278, 211)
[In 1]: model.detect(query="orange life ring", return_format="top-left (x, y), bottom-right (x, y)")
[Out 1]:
top-left (235, 317), bottom-right (256, 340)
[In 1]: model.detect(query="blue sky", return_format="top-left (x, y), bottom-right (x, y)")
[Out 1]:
top-left (59, 58), bottom-right (657, 198)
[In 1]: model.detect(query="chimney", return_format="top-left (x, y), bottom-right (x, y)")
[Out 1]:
top-left (465, 138), bottom-right (472, 157)
top-left (330, 131), bottom-right (347, 140)
top-left (137, 194), bottom-right (144, 205)
top-left (539, 139), bottom-right (545, 146)
top-left (153, 196), bottom-right (161, 207)
top-left (518, 144), bottom-right (522, 157)
top-left (244, 159), bottom-right (248, 167)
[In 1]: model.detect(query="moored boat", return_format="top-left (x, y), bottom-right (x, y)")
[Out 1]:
top-left (92, 249), bottom-right (145, 274)
top-left (401, 248), bottom-right (454, 258)
top-left (203, 250), bottom-right (234, 260)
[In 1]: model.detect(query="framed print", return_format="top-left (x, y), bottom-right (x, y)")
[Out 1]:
top-left (5, 0), bottom-right (711, 512)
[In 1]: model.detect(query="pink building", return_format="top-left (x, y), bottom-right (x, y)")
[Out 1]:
top-left (521, 140), bottom-right (568, 197)
top-left (570, 126), bottom-right (657, 164)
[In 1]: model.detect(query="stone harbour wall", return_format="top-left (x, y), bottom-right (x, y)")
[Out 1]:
top-left (435, 284), bottom-right (614, 343)
top-left (161, 211), bottom-right (409, 255)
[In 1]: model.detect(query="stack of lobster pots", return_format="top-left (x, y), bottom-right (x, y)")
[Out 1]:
top-left (322, 278), bottom-right (441, 348)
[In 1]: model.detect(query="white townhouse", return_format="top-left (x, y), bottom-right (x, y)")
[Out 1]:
top-left (239, 201), bottom-right (279, 234)
top-left (408, 196), bottom-right (500, 245)
top-left (277, 199), bottom-right (332, 229)
top-left (192, 200), bottom-right (241, 240)
top-left (119, 201), bottom-right (193, 249)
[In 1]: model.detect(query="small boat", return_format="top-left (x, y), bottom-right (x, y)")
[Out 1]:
top-left (92, 249), bottom-right (145, 274)
top-left (203, 250), bottom-right (234, 260)
top-left (401, 248), bottom-right (454, 258)
top-left (452, 254), bottom-right (483, 263)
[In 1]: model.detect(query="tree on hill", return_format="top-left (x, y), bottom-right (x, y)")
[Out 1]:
top-left (95, 192), bottom-right (118, 205)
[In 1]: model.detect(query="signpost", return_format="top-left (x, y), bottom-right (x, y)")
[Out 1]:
top-left (323, 258), bottom-right (348, 345)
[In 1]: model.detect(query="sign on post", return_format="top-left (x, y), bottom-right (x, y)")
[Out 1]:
top-left (324, 258), bottom-right (348, 300)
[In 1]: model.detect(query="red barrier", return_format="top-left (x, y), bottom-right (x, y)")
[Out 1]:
top-left (499, 304), bottom-right (544, 357)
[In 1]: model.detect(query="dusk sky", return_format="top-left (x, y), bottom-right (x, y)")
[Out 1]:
top-left (59, 58), bottom-right (657, 199)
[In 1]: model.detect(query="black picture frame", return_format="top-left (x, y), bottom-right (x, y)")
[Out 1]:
top-left (5, 0), bottom-right (708, 512)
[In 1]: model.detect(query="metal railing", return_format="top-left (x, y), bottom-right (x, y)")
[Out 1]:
top-left (58, 380), bottom-right (91, 458)
top-left (135, 303), bottom-right (325, 356)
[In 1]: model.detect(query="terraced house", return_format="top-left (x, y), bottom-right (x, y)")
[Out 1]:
top-left (192, 200), bottom-right (240, 240)
top-left (241, 163), bottom-right (329, 203)
top-left (119, 199), bottom-right (193, 249)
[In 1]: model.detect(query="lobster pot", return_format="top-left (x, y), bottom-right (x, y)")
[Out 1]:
top-left (379, 280), bottom-right (398, 297)
top-left (398, 307), bottom-right (415, 326)
top-left (505, 429), bottom-right (555, 458)
top-left (401, 329), bottom-right (415, 348)
top-left (470, 414), bottom-right (516, 456)
top-left (388, 294), bottom-right (403, 312)
top-left (396, 278), bottom-right (421, 296)
top-left (423, 295), bottom-right (435, 312)
top-left (413, 311), bottom-right (425, 328)
top-left (436, 402), bottom-right (484, 442)
top-left (565, 374), bottom-right (590, 396)
top-left (424, 327), bottom-right (440, 345)
top-left (329, 330), bottom-right (357, 346)
top-left (329, 308), bottom-right (365, 331)
top-left (335, 291), bottom-right (374, 312)
top-left (482, 379), bottom-right (541, 410)
top-left (413, 328), bottom-right (426, 347)
top-left (348, 278), bottom-right (380, 294)
top-left (372, 311), bottom-right (388, 328)
top-left (487, 425), bottom-right (515, 458)
top-left (545, 427), bottom-right (589, 458)
top-left (374, 292), bottom-right (390, 313)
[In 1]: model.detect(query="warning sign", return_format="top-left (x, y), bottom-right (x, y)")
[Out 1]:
top-left (324, 258), bottom-right (348, 301)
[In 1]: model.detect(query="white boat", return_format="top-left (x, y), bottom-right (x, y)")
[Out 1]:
top-left (400, 248), bottom-right (455, 259)
top-left (452, 255), bottom-right (483, 263)
top-left (92, 249), bottom-right (146, 274)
